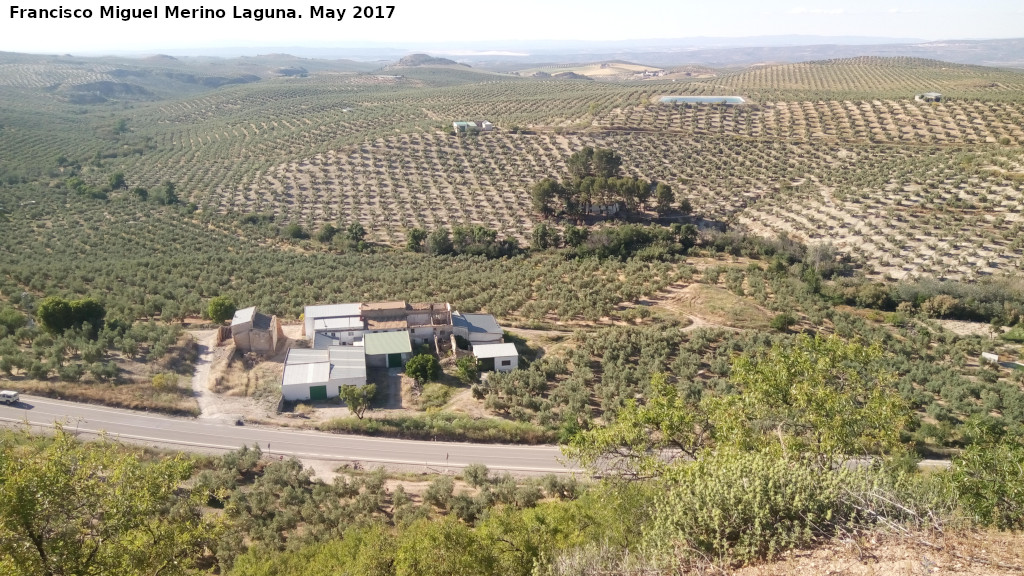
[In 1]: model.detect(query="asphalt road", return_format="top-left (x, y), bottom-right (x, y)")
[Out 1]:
top-left (0, 395), bottom-right (574, 474)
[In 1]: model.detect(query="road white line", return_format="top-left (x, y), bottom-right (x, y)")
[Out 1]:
top-left (0, 417), bottom-right (578, 473)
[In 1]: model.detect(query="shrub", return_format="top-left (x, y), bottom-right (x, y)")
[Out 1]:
top-left (1001, 324), bottom-right (1024, 343)
top-left (0, 307), bottom-right (26, 332)
top-left (949, 437), bottom-right (1024, 530)
top-left (319, 412), bottom-right (557, 444)
top-left (455, 356), bottom-right (479, 384)
top-left (283, 222), bottom-right (309, 239)
top-left (423, 475), bottom-right (455, 509)
top-left (769, 312), bottom-right (796, 332)
top-left (152, 372), bottom-right (178, 392)
top-left (463, 463), bottom-right (489, 488)
top-left (419, 383), bottom-right (452, 410)
top-left (649, 450), bottom-right (914, 564)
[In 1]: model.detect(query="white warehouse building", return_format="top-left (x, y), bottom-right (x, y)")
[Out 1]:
top-left (280, 346), bottom-right (367, 402)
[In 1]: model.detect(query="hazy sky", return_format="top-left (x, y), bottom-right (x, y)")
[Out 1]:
top-left (1, 0), bottom-right (1020, 54)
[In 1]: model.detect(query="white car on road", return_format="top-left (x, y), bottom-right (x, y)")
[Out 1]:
top-left (0, 390), bottom-right (19, 404)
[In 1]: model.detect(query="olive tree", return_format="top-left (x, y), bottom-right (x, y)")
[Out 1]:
top-left (339, 384), bottom-right (377, 419)
top-left (0, 426), bottom-right (212, 576)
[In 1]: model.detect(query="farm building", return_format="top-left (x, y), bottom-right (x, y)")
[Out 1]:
top-left (452, 312), bottom-right (504, 344)
top-left (230, 306), bottom-right (282, 353)
top-left (407, 302), bottom-right (453, 345)
top-left (306, 300), bottom-right (455, 350)
top-left (311, 315), bottom-right (365, 347)
top-left (304, 303), bottom-right (362, 338)
top-left (280, 346), bottom-right (367, 402)
top-left (361, 301), bottom-right (410, 332)
top-left (364, 330), bottom-right (414, 368)
top-left (473, 342), bottom-right (519, 372)
top-left (287, 300), bottom-right (504, 398)
top-left (452, 120), bottom-right (494, 133)
top-left (585, 202), bottom-right (623, 217)
top-left (915, 92), bottom-right (942, 102)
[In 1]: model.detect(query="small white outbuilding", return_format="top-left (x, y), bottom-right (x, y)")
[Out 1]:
top-left (473, 342), bottom-right (519, 372)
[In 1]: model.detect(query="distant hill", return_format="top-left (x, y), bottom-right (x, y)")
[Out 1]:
top-left (396, 53), bottom-right (467, 67)
top-left (551, 71), bottom-right (592, 80)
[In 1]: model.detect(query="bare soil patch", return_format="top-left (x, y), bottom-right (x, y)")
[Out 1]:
top-left (732, 530), bottom-right (1024, 576)
top-left (659, 284), bottom-right (772, 330)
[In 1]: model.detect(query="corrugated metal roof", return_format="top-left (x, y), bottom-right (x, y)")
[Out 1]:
top-left (328, 346), bottom-right (366, 381)
top-left (313, 333), bottom-right (340, 349)
top-left (453, 312), bottom-right (502, 335)
top-left (285, 348), bottom-right (329, 365)
top-left (305, 303), bottom-right (362, 320)
top-left (314, 316), bottom-right (363, 330)
top-left (473, 343), bottom-right (518, 359)
top-left (282, 361), bottom-right (331, 386)
top-left (364, 330), bottom-right (412, 356)
top-left (231, 306), bottom-right (256, 326)
top-left (329, 346), bottom-right (365, 363)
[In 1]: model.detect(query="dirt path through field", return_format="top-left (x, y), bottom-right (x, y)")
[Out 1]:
top-left (188, 329), bottom-right (219, 418)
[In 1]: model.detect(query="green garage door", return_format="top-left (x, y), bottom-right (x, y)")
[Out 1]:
top-left (387, 353), bottom-right (403, 368)
top-left (309, 385), bottom-right (328, 401)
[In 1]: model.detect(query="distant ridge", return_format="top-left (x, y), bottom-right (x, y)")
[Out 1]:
top-left (396, 53), bottom-right (467, 67)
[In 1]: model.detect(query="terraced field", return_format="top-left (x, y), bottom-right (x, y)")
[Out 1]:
top-left (3, 54), bottom-right (1023, 281)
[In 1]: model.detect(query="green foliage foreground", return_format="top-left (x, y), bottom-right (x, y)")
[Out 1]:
top-left (0, 426), bottom-right (211, 576)
top-left (2, 335), bottom-right (1023, 574)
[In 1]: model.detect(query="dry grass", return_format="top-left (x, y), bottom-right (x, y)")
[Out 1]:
top-left (731, 529), bottom-right (1024, 576)
top-left (9, 376), bottom-right (199, 416)
top-left (659, 284), bottom-right (772, 330)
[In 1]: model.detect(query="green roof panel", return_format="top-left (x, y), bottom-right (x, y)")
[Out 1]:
top-left (364, 330), bottom-right (413, 356)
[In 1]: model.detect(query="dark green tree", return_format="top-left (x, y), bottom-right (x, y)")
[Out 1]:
top-left (406, 228), bottom-right (428, 252)
top-left (531, 222), bottom-right (560, 251)
top-left (207, 295), bottom-right (236, 324)
top-left (69, 298), bottom-right (105, 337)
top-left (157, 181), bottom-right (179, 205)
top-left (346, 222), bottom-right (367, 243)
top-left (563, 223), bottom-right (589, 248)
top-left (405, 354), bottom-right (440, 385)
top-left (426, 229), bottom-right (453, 256)
top-left (283, 223), bottom-right (309, 240)
top-left (36, 296), bottom-right (73, 334)
top-left (655, 183), bottom-right (674, 214)
top-left (678, 196), bottom-right (693, 215)
top-left (531, 179), bottom-right (561, 216)
top-left (566, 147), bottom-right (594, 181)
top-left (109, 172), bottom-right (126, 191)
top-left (314, 223), bottom-right (338, 243)
top-left (591, 148), bottom-right (622, 178)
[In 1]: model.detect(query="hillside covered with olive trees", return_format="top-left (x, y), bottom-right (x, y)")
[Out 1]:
top-left (1, 50), bottom-right (1024, 574)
